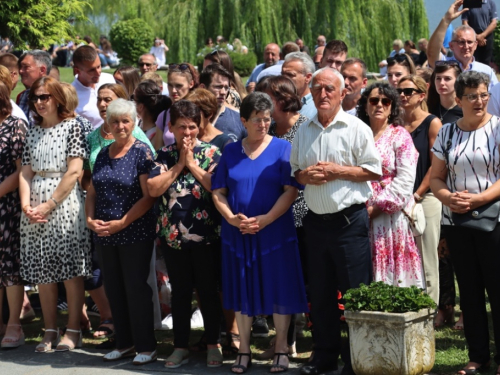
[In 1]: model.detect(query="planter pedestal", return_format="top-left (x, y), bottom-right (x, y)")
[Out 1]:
top-left (344, 308), bottom-right (435, 375)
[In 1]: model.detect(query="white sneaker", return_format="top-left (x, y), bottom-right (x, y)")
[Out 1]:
top-left (159, 314), bottom-right (173, 330)
top-left (190, 308), bottom-right (204, 329)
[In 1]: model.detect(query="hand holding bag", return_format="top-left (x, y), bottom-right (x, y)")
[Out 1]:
top-left (403, 202), bottom-right (426, 237)
top-left (451, 200), bottom-right (500, 232)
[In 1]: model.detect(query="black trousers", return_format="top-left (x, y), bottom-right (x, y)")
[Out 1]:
top-left (96, 240), bottom-right (156, 353)
top-left (444, 225), bottom-right (500, 365)
top-left (303, 204), bottom-right (372, 365)
top-left (474, 33), bottom-right (494, 66)
top-left (161, 242), bottom-right (221, 348)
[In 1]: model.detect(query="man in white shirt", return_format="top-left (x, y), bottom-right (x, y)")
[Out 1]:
top-left (71, 45), bottom-right (115, 129)
top-left (291, 67), bottom-right (381, 375)
top-left (138, 54), bottom-right (169, 96)
top-left (427, 0), bottom-right (498, 89)
top-left (340, 58), bottom-right (368, 116)
top-left (149, 38), bottom-right (169, 68)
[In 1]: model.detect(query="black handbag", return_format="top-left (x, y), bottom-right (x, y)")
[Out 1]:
top-left (451, 200), bottom-right (500, 232)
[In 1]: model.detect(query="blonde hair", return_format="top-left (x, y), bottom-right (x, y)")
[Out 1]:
top-left (399, 75), bottom-right (428, 111)
top-left (141, 72), bottom-right (163, 88)
top-left (59, 82), bottom-right (79, 114)
top-left (0, 65), bottom-right (12, 94)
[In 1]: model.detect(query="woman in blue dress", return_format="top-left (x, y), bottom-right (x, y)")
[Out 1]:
top-left (212, 92), bottom-right (308, 373)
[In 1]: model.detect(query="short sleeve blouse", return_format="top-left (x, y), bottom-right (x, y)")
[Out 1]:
top-left (431, 116), bottom-right (500, 225)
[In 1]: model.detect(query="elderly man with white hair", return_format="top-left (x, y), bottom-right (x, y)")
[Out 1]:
top-left (290, 67), bottom-right (381, 375)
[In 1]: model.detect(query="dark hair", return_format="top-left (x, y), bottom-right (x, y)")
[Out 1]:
top-left (113, 66), bottom-right (141, 98)
top-left (19, 50), bottom-right (52, 74)
top-left (98, 83), bottom-right (128, 100)
top-left (29, 77), bottom-right (73, 124)
top-left (134, 80), bottom-right (172, 122)
top-left (281, 42), bottom-right (300, 58)
top-left (324, 40), bottom-right (348, 56)
top-left (427, 63), bottom-right (462, 112)
top-left (404, 40), bottom-right (416, 49)
top-left (0, 53), bottom-right (18, 70)
top-left (255, 75), bottom-right (302, 113)
top-left (387, 53), bottom-right (416, 75)
top-left (185, 88), bottom-right (218, 122)
top-left (205, 37), bottom-right (213, 45)
top-left (168, 62), bottom-right (199, 88)
top-left (170, 100), bottom-right (201, 127)
top-left (455, 71), bottom-right (491, 99)
top-left (83, 36), bottom-right (93, 44)
top-left (73, 45), bottom-right (98, 68)
top-left (101, 38), bottom-right (112, 52)
top-left (240, 92), bottom-right (273, 121)
top-left (416, 67), bottom-right (433, 83)
top-left (199, 63), bottom-right (233, 88)
top-left (341, 58), bottom-right (367, 79)
top-left (204, 50), bottom-right (235, 77)
top-left (357, 82), bottom-right (402, 126)
top-left (0, 81), bottom-right (12, 117)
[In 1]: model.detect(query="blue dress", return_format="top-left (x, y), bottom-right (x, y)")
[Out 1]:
top-left (211, 137), bottom-right (308, 316)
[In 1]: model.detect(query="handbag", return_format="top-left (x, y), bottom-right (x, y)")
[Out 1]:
top-left (451, 200), bottom-right (500, 232)
top-left (403, 202), bottom-right (426, 237)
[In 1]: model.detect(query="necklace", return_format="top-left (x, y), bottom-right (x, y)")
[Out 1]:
top-left (439, 104), bottom-right (453, 122)
top-left (101, 124), bottom-right (112, 136)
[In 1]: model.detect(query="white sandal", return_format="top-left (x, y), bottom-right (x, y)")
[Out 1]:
top-left (55, 328), bottom-right (82, 352)
top-left (103, 346), bottom-right (136, 362)
top-left (35, 328), bottom-right (60, 353)
top-left (132, 350), bottom-right (157, 365)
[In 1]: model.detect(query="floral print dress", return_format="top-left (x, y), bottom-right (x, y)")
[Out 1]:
top-left (149, 140), bottom-right (221, 249)
top-left (367, 125), bottom-right (424, 288)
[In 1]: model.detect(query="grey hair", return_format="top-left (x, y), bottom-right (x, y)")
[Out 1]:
top-left (393, 39), bottom-right (403, 49)
top-left (452, 25), bottom-right (476, 41)
top-left (19, 50), bottom-right (52, 74)
top-left (284, 52), bottom-right (316, 75)
top-left (106, 98), bottom-right (137, 124)
top-left (455, 71), bottom-right (490, 99)
top-left (240, 92), bottom-right (273, 120)
top-left (138, 53), bottom-right (157, 64)
top-left (311, 67), bottom-right (345, 90)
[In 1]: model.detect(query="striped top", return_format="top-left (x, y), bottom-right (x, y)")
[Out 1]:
top-left (290, 109), bottom-right (381, 214)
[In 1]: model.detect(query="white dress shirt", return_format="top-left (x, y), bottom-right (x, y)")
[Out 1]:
top-left (290, 109), bottom-right (381, 214)
top-left (10, 100), bottom-right (28, 123)
top-left (72, 72), bottom-right (115, 129)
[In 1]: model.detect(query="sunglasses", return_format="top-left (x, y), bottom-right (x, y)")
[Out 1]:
top-left (138, 62), bottom-right (153, 67)
top-left (435, 60), bottom-right (460, 68)
top-left (30, 94), bottom-right (52, 103)
top-left (396, 88), bottom-right (422, 96)
top-left (368, 97), bottom-right (392, 107)
top-left (169, 63), bottom-right (190, 72)
top-left (387, 54), bottom-right (408, 65)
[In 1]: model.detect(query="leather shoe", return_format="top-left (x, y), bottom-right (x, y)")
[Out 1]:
top-left (300, 361), bottom-right (338, 375)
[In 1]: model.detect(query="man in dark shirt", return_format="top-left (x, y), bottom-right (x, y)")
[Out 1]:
top-left (462, 0), bottom-right (498, 65)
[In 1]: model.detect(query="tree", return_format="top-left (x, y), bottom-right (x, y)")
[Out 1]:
top-left (110, 19), bottom-right (154, 66)
top-left (0, 0), bottom-right (90, 49)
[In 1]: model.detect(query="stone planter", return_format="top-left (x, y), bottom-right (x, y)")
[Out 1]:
top-left (344, 308), bottom-right (435, 375)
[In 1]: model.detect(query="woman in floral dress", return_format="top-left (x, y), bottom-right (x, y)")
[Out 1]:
top-left (147, 100), bottom-right (223, 369)
top-left (357, 82), bottom-right (424, 288)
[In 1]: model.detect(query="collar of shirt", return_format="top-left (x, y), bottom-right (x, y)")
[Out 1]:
top-left (301, 93), bottom-right (312, 105)
top-left (446, 56), bottom-right (475, 71)
top-left (309, 107), bottom-right (350, 130)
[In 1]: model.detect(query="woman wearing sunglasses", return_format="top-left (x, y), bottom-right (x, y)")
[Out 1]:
top-left (398, 75), bottom-right (443, 307)
top-left (357, 82), bottom-right (424, 288)
top-left (20, 76), bottom-right (92, 352)
top-left (152, 63), bottom-right (199, 150)
top-left (386, 53), bottom-right (416, 88)
top-left (430, 71), bottom-right (500, 375)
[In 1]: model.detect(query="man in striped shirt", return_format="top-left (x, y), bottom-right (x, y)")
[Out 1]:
top-left (291, 67), bottom-right (381, 375)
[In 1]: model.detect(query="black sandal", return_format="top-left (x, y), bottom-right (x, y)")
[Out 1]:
top-left (94, 319), bottom-right (115, 339)
top-left (270, 353), bottom-right (289, 373)
top-left (231, 353), bottom-right (252, 374)
top-left (223, 332), bottom-right (240, 356)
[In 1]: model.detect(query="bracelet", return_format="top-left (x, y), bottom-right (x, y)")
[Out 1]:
top-left (50, 197), bottom-right (59, 206)
top-left (414, 193), bottom-right (423, 202)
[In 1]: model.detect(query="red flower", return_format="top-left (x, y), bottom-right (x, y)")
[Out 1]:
top-left (205, 147), bottom-right (216, 159)
top-left (193, 189), bottom-right (201, 199)
top-left (196, 212), bottom-right (202, 220)
top-left (162, 215), bottom-right (168, 227)
top-left (168, 225), bottom-right (178, 241)
top-left (202, 210), bottom-right (208, 219)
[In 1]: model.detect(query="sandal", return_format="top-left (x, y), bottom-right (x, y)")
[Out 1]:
top-left (55, 329), bottom-right (82, 352)
top-left (270, 352), bottom-right (289, 373)
top-left (93, 319), bottom-right (114, 339)
top-left (207, 347), bottom-right (223, 368)
top-left (231, 353), bottom-right (252, 374)
top-left (456, 361), bottom-right (491, 375)
top-left (453, 313), bottom-right (464, 331)
top-left (35, 329), bottom-right (60, 353)
top-left (165, 348), bottom-right (189, 368)
top-left (223, 332), bottom-right (240, 356)
top-left (1, 324), bottom-right (25, 349)
top-left (103, 346), bottom-right (135, 362)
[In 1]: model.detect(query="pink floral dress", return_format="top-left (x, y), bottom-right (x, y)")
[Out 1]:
top-left (367, 125), bottom-right (424, 288)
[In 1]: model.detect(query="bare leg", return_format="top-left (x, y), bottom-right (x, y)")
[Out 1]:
top-left (1, 285), bottom-right (25, 344)
top-left (58, 276), bottom-right (84, 347)
top-left (89, 286), bottom-right (114, 337)
top-left (37, 283), bottom-right (59, 349)
top-left (271, 314), bottom-right (291, 372)
top-left (232, 312), bottom-right (253, 373)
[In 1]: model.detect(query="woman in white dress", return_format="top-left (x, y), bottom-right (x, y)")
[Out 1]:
top-left (19, 76), bottom-right (92, 353)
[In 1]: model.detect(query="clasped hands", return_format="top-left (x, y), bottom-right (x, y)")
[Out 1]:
top-left (301, 161), bottom-right (341, 185)
top-left (229, 213), bottom-right (270, 235)
top-left (448, 190), bottom-right (483, 214)
top-left (87, 218), bottom-right (124, 236)
top-left (23, 202), bottom-right (52, 224)
top-left (178, 137), bottom-right (196, 169)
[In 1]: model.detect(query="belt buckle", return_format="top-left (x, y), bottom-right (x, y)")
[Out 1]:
top-left (38, 171), bottom-right (46, 177)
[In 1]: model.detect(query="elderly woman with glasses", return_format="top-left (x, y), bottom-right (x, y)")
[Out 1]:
top-left (386, 53), bottom-right (417, 88)
top-left (212, 92), bottom-right (308, 373)
top-left (86, 98), bottom-right (157, 365)
top-left (357, 82), bottom-right (423, 288)
top-left (431, 71), bottom-right (500, 375)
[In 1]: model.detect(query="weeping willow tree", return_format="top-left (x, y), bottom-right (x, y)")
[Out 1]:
top-left (75, 0), bottom-right (428, 72)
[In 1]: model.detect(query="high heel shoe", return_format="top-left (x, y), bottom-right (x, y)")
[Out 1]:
top-left (1, 324), bottom-right (25, 349)
top-left (35, 328), bottom-right (60, 353)
top-left (55, 328), bottom-right (82, 352)
top-left (231, 353), bottom-right (252, 374)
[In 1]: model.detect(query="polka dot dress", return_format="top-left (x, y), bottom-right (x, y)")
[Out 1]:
top-left (20, 118), bottom-right (92, 284)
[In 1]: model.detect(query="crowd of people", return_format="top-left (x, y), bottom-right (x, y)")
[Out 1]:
top-left (0, 1), bottom-right (500, 375)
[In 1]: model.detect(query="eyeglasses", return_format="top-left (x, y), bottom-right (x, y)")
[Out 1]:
top-left (138, 62), bottom-right (154, 67)
top-left (169, 63), bottom-right (190, 72)
top-left (368, 97), bottom-right (392, 107)
top-left (249, 117), bottom-right (272, 125)
top-left (435, 60), bottom-right (461, 68)
top-left (396, 88), bottom-right (422, 96)
top-left (387, 54), bottom-right (408, 65)
top-left (451, 39), bottom-right (476, 47)
top-left (30, 94), bottom-right (52, 103)
top-left (462, 92), bottom-right (490, 102)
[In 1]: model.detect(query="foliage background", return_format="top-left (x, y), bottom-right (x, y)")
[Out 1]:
top-left (74, 0), bottom-right (429, 72)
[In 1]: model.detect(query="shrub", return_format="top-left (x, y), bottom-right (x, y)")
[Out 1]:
top-left (196, 49), bottom-right (258, 77)
top-left (493, 22), bottom-right (500, 68)
top-left (344, 281), bottom-right (436, 313)
top-left (110, 19), bottom-right (154, 66)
